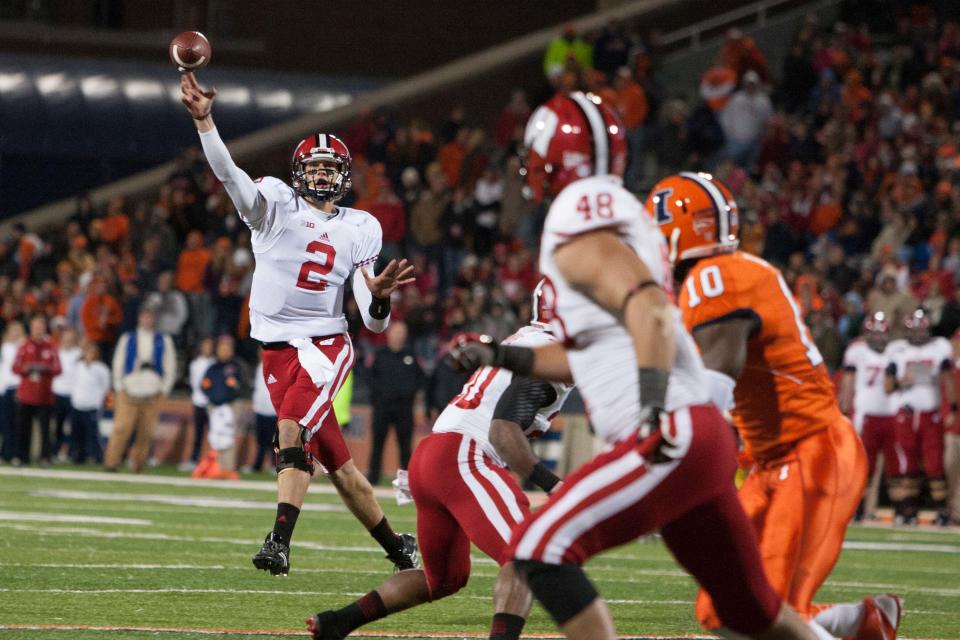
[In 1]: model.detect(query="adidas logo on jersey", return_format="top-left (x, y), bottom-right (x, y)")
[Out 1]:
top-left (266, 374), bottom-right (278, 384)
top-left (319, 232), bottom-right (329, 241)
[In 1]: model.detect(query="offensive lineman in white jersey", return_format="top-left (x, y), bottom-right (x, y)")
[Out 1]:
top-left (305, 284), bottom-right (573, 640)
top-left (180, 71), bottom-right (418, 575)
top-left (884, 308), bottom-right (957, 525)
top-left (452, 92), bottom-right (817, 640)
top-left (839, 312), bottom-right (898, 520)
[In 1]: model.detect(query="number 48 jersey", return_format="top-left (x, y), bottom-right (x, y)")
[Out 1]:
top-left (432, 325), bottom-right (573, 468)
top-left (679, 251), bottom-right (842, 459)
top-left (243, 176), bottom-right (382, 343)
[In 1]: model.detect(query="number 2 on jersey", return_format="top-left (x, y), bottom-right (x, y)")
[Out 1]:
top-left (296, 240), bottom-right (336, 291)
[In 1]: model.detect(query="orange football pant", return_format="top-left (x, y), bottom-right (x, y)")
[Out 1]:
top-left (696, 417), bottom-right (867, 629)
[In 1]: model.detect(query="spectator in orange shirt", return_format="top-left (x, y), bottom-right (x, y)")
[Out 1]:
top-left (177, 230), bottom-right (213, 345)
top-left (80, 277), bottom-right (122, 361)
top-left (91, 196), bottom-right (131, 249)
top-left (438, 128), bottom-right (468, 189)
top-left (613, 67), bottom-right (649, 190)
top-left (841, 69), bottom-right (872, 122)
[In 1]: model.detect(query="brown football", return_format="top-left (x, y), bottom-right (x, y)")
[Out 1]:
top-left (169, 31), bottom-right (211, 72)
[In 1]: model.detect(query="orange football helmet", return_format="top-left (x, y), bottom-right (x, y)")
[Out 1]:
top-left (647, 172), bottom-right (739, 263)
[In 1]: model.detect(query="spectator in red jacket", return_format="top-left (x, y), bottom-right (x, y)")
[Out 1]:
top-left (12, 315), bottom-right (62, 466)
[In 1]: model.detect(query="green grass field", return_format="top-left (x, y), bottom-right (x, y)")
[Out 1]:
top-left (0, 467), bottom-right (957, 640)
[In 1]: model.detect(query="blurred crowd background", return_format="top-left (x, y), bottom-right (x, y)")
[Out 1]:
top-left (3, 0), bottom-right (960, 472)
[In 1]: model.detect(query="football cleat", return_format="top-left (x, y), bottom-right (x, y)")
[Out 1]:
top-left (306, 610), bottom-right (346, 640)
top-left (854, 594), bottom-right (902, 640)
top-left (386, 533), bottom-right (420, 571)
top-left (252, 532), bottom-right (289, 575)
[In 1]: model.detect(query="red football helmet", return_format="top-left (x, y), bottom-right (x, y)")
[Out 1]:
top-left (863, 311), bottom-right (890, 350)
top-left (904, 308), bottom-right (931, 345)
top-left (290, 133), bottom-right (352, 202)
top-left (648, 172), bottom-right (739, 264)
top-left (531, 278), bottom-right (556, 331)
top-left (522, 91), bottom-right (627, 203)
top-left (863, 311), bottom-right (890, 334)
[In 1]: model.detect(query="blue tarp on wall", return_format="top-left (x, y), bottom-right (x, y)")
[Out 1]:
top-left (0, 53), bottom-right (379, 216)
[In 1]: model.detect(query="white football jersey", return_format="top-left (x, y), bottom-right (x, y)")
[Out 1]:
top-left (842, 339), bottom-right (896, 424)
top-left (887, 337), bottom-right (953, 412)
top-left (433, 325), bottom-right (573, 468)
top-left (242, 177), bottom-right (382, 342)
top-left (538, 175), bottom-right (709, 443)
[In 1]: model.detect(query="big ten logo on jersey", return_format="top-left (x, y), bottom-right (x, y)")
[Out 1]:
top-left (296, 236), bottom-right (336, 292)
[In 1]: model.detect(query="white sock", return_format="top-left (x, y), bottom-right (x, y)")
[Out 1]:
top-left (874, 594), bottom-right (901, 627)
top-left (808, 620), bottom-right (839, 640)
top-left (814, 603), bottom-right (864, 637)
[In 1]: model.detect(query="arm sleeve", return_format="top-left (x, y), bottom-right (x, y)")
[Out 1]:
top-left (112, 334), bottom-right (127, 390)
top-left (161, 335), bottom-right (177, 397)
top-left (48, 347), bottom-right (62, 377)
top-left (11, 345), bottom-right (24, 376)
top-left (198, 127), bottom-right (270, 229)
top-left (492, 376), bottom-right (558, 430)
top-left (352, 267), bottom-right (390, 333)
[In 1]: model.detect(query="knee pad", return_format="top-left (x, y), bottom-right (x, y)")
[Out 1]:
top-left (515, 560), bottom-right (597, 626)
top-left (277, 446), bottom-right (313, 474)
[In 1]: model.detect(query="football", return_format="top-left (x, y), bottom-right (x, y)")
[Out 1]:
top-left (169, 31), bottom-right (211, 72)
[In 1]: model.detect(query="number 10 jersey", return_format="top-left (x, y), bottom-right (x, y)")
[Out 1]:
top-left (679, 250), bottom-right (843, 459)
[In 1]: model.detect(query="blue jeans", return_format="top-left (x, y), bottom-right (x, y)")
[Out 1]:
top-left (70, 408), bottom-right (103, 464)
top-left (0, 389), bottom-right (15, 462)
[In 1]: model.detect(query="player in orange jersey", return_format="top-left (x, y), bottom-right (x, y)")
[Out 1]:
top-left (651, 172), bottom-right (901, 640)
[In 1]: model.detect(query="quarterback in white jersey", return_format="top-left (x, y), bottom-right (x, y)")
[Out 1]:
top-left (451, 92), bottom-right (815, 640)
top-left (181, 71), bottom-right (418, 578)
top-left (306, 303), bottom-right (575, 640)
top-left (883, 308), bottom-right (956, 525)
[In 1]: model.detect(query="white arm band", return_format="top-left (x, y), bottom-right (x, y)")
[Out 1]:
top-left (704, 369), bottom-right (736, 412)
top-left (198, 127), bottom-right (268, 225)
top-left (352, 269), bottom-right (390, 333)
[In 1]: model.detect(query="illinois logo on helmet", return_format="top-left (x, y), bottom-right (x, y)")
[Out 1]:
top-left (647, 172), bottom-right (739, 264)
top-left (290, 133), bottom-right (353, 202)
top-left (522, 91), bottom-right (627, 203)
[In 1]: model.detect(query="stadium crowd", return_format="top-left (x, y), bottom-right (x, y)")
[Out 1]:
top-left (0, 1), bottom-right (959, 521)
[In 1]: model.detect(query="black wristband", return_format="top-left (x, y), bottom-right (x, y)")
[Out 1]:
top-left (952, 403), bottom-right (958, 412)
top-left (369, 295), bottom-right (390, 320)
top-left (494, 345), bottom-right (534, 376)
top-left (528, 461), bottom-right (561, 493)
top-left (638, 367), bottom-right (669, 411)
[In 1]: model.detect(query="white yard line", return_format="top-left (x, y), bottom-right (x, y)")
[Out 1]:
top-left (0, 511), bottom-right (151, 525)
top-left (842, 541), bottom-right (960, 554)
top-left (0, 466), bottom-right (397, 497)
top-left (0, 586), bottom-right (692, 607)
top-left (29, 490), bottom-right (346, 512)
